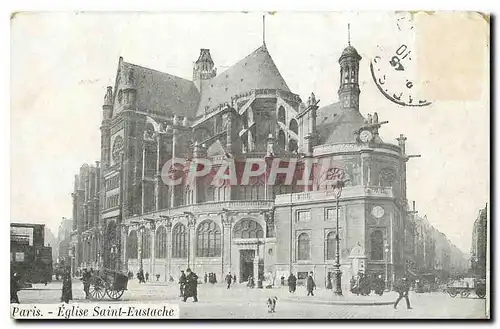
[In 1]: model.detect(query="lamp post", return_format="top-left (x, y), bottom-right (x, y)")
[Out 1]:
top-left (385, 241), bottom-right (390, 291)
top-left (332, 168), bottom-right (346, 296)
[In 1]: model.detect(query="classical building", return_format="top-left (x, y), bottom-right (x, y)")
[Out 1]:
top-left (471, 204), bottom-right (488, 278)
top-left (69, 33), bottom-right (466, 289)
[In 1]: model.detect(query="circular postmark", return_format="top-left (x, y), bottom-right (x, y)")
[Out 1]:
top-left (370, 15), bottom-right (432, 107)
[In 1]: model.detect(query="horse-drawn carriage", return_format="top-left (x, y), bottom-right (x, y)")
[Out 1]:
top-left (88, 269), bottom-right (129, 300)
top-left (445, 278), bottom-right (486, 299)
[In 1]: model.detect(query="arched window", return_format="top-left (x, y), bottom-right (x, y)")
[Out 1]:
top-left (297, 233), bottom-right (310, 260)
top-left (142, 228), bottom-right (151, 259)
top-left (326, 231), bottom-right (336, 260)
top-left (278, 106), bottom-right (286, 124)
top-left (155, 226), bottom-right (167, 259)
top-left (233, 219), bottom-right (264, 239)
top-left (172, 223), bottom-right (187, 258)
top-left (196, 220), bottom-right (221, 257)
top-left (278, 130), bottom-right (286, 149)
top-left (289, 119), bottom-right (298, 135)
top-left (288, 139), bottom-right (298, 153)
top-left (127, 231), bottom-right (138, 259)
top-left (371, 230), bottom-right (384, 261)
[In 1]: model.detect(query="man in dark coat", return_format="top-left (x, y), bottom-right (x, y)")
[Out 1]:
top-left (306, 272), bottom-right (316, 296)
top-left (204, 273), bottom-right (208, 284)
top-left (81, 268), bottom-right (91, 299)
top-left (179, 270), bottom-right (186, 297)
top-left (394, 277), bottom-right (412, 309)
top-left (288, 273), bottom-right (297, 293)
top-left (145, 272), bottom-right (149, 282)
top-left (225, 272), bottom-right (233, 289)
top-left (11, 272), bottom-right (21, 303)
top-left (183, 268), bottom-right (198, 302)
top-left (61, 267), bottom-right (73, 303)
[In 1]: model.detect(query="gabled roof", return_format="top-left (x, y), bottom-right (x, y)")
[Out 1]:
top-left (195, 45), bottom-right (290, 117)
top-left (120, 61), bottom-right (200, 118)
top-left (316, 102), bottom-right (366, 144)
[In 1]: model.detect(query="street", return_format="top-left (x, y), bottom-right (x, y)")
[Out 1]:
top-left (16, 280), bottom-right (488, 319)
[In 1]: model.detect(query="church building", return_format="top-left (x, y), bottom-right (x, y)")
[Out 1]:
top-left (72, 28), bottom-right (419, 291)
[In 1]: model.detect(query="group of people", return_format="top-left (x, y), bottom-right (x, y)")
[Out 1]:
top-left (284, 272), bottom-right (316, 296)
top-left (203, 272), bottom-right (219, 284)
top-left (134, 269), bottom-right (149, 283)
top-left (350, 272), bottom-right (386, 296)
top-left (178, 269), bottom-right (199, 302)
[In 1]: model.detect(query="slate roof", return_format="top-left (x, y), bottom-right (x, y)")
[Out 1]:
top-left (316, 102), bottom-right (367, 144)
top-left (195, 45), bottom-right (290, 117)
top-left (120, 61), bottom-right (200, 118)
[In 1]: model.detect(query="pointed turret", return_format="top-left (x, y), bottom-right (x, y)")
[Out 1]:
top-left (338, 24), bottom-right (362, 111)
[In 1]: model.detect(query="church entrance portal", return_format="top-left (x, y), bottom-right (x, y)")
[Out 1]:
top-left (239, 250), bottom-right (255, 282)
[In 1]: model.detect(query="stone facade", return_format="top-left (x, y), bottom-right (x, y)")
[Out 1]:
top-left (69, 38), bottom-right (467, 288)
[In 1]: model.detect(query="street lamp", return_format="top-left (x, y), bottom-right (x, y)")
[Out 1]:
top-left (384, 241), bottom-right (390, 291)
top-left (332, 169), bottom-right (346, 296)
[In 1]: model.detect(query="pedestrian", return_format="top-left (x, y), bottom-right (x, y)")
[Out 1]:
top-left (213, 273), bottom-right (217, 283)
top-left (225, 272), bottom-right (232, 289)
top-left (11, 272), bottom-right (21, 303)
top-left (156, 273), bottom-right (160, 282)
top-left (61, 266), bottom-right (73, 304)
top-left (81, 268), bottom-right (91, 299)
top-left (179, 270), bottom-right (186, 297)
top-left (306, 272), bottom-right (316, 296)
top-left (394, 277), bottom-right (412, 309)
top-left (138, 268), bottom-right (145, 283)
top-left (145, 272), bottom-right (149, 282)
top-left (183, 268), bottom-right (198, 302)
top-left (204, 272), bottom-right (208, 284)
top-left (287, 273), bottom-right (297, 293)
top-left (233, 274), bottom-right (237, 284)
top-left (280, 275), bottom-right (285, 286)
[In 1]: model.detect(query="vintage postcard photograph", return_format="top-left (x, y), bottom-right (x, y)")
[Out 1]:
top-left (10, 11), bottom-right (490, 319)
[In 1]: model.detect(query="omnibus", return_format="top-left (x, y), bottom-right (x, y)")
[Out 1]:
top-left (11, 223), bottom-right (53, 285)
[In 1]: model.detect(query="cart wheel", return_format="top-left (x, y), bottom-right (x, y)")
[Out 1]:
top-left (476, 288), bottom-right (486, 299)
top-left (89, 277), bottom-right (106, 300)
top-left (447, 289), bottom-right (457, 298)
top-left (106, 289), bottom-right (125, 300)
top-left (460, 290), bottom-right (470, 298)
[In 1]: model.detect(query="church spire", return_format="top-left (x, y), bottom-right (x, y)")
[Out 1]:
top-left (262, 15), bottom-right (266, 49)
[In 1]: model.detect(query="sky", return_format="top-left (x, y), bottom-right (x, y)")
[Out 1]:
top-left (10, 12), bottom-right (489, 253)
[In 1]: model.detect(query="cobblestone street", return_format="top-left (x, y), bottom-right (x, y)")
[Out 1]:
top-left (16, 281), bottom-right (488, 319)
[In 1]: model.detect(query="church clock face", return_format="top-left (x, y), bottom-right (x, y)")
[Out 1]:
top-left (112, 135), bottom-right (124, 163)
top-left (359, 130), bottom-right (373, 143)
top-left (371, 205), bottom-right (385, 219)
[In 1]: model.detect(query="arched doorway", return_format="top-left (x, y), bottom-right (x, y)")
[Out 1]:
top-left (233, 219), bottom-right (264, 282)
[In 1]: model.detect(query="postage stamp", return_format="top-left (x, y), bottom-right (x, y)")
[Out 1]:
top-left (10, 11), bottom-right (490, 320)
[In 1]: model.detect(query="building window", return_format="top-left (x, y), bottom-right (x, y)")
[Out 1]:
top-left (297, 233), bottom-right (310, 260)
top-left (325, 207), bottom-right (343, 221)
top-left (172, 223), bottom-right (187, 258)
top-left (196, 220), bottom-right (221, 257)
top-left (326, 231), bottom-right (336, 260)
top-left (297, 210), bottom-right (311, 222)
top-left (277, 106), bottom-right (286, 124)
top-left (155, 226), bottom-right (167, 259)
top-left (233, 219), bottom-right (264, 239)
top-left (370, 230), bottom-right (384, 261)
top-left (142, 229), bottom-right (151, 259)
top-left (127, 231), bottom-right (138, 259)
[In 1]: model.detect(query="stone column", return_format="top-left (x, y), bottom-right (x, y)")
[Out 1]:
top-left (138, 227), bottom-right (143, 270)
top-left (165, 217), bottom-right (172, 281)
top-left (187, 215), bottom-right (197, 269)
top-left (222, 212), bottom-right (233, 275)
top-left (155, 134), bottom-right (161, 211)
top-left (122, 226), bottom-right (128, 271)
top-left (253, 252), bottom-right (259, 284)
top-left (150, 224), bottom-right (156, 277)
